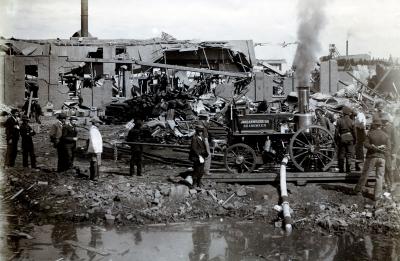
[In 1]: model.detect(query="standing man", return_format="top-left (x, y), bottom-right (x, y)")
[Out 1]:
top-left (354, 118), bottom-right (390, 201)
top-left (4, 109), bottom-right (20, 168)
top-left (189, 125), bottom-right (209, 188)
top-left (335, 106), bottom-right (356, 173)
top-left (20, 115), bottom-right (36, 169)
top-left (198, 110), bottom-right (211, 175)
top-left (61, 116), bottom-right (78, 171)
top-left (126, 119), bottom-right (144, 176)
top-left (87, 117), bottom-right (103, 180)
top-left (354, 111), bottom-right (367, 171)
top-left (50, 113), bottom-right (67, 172)
top-left (373, 101), bottom-right (386, 120)
top-left (381, 113), bottom-right (396, 191)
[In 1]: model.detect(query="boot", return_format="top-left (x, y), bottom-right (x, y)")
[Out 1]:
top-left (355, 162), bottom-right (361, 171)
top-left (90, 161), bottom-right (98, 180)
top-left (346, 163), bottom-right (351, 174)
top-left (338, 159), bottom-right (345, 173)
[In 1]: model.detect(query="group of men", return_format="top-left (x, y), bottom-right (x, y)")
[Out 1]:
top-left (4, 109), bottom-right (37, 169)
top-left (49, 113), bottom-right (103, 180)
top-left (334, 101), bottom-right (398, 201)
top-left (4, 108), bottom-right (103, 180)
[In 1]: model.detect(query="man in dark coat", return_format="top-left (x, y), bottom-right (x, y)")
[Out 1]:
top-left (335, 106), bottom-right (356, 173)
top-left (61, 116), bottom-right (78, 171)
top-left (20, 115), bottom-right (36, 168)
top-left (354, 111), bottom-right (367, 171)
top-left (50, 113), bottom-right (67, 172)
top-left (4, 109), bottom-right (20, 167)
top-left (354, 118), bottom-right (390, 200)
top-left (381, 113), bottom-right (396, 191)
top-left (126, 119), bottom-right (144, 176)
top-left (198, 110), bottom-right (211, 175)
top-left (189, 125), bottom-right (209, 187)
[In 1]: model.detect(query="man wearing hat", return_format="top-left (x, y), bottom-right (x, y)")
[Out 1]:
top-left (188, 124), bottom-right (209, 187)
top-left (4, 109), bottom-right (20, 167)
top-left (126, 119), bottom-right (144, 176)
top-left (87, 117), bottom-right (103, 180)
top-left (373, 101), bottom-right (386, 121)
top-left (50, 113), bottom-right (67, 172)
top-left (198, 110), bottom-right (212, 175)
top-left (354, 118), bottom-right (390, 200)
top-left (20, 115), bottom-right (36, 169)
top-left (335, 106), bottom-right (356, 173)
top-left (381, 113), bottom-right (396, 191)
top-left (61, 116), bottom-right (78, 171)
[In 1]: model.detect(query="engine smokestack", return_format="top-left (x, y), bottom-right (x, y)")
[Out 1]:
top-left (346, 40), bottom-right (349, 57)
top-left (81, 0), bottom-right (88, 37)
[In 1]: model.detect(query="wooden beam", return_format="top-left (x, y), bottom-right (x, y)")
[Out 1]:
top-left (373, 67), bottom-right (392, 90)
top-left (67, 58), bottom-right (250, 78)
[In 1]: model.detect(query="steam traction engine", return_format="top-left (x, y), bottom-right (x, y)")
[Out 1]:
top-left (223, 86), bottom-right (336, 173)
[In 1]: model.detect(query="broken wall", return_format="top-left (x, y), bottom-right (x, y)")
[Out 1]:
top-left (3, 56), bottom-right (51, 108)
top-left (320, 60), bottom-right (339, 94)
top-left (0, 55), bottom-right (4, 104)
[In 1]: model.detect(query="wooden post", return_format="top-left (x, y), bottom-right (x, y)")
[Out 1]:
top-left (27, 91), bottom-right (34, 117)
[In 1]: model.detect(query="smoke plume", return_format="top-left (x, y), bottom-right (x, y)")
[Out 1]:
top-left (293, 0), bottom-right (327, 86)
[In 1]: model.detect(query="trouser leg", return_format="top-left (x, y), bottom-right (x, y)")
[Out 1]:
top-left (90, 154), bottom-right (99, 180)
top-left (355, 158), bottom-right (373, 192)
top-left (346, 143), bottom-right (354, 173)
top-left (136, 153), bottom-right (143, 176)
top-left (204, 140), bottom-right (211, 175)
top-left (30, 146), bottom-right (36, 168)
top-left (193, 162), bottom-right (205, 187)
top-left (64, 145), bottom-right (73, 170)
top-left (375, 158), bottom-right (385, 200)
top-left (6, 141), bottom-right (19, 167)
top-left (129, 153), bottom-right (135, 176)
top-left (57, 144), bottom-right (65, 172)
top-left (384, 155), bottom-right (393, 190)
top-left (22, 148), bottom-right (28, 167)
top-left (338, 159), bottom-right (345, 173)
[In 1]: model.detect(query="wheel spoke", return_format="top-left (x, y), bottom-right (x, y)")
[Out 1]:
top-left (316, 151), bottom-right (333, 161)
top-left (242, 163), bottom-right (250, 171)
top-left (292, 146), bottom-right (309, 150)
top-left (294, 139), bottom-right (308, 147)
top-left (315, 153), bottom-right (326, 166)
top-left (298, 155), bottom-right (308, 166)
top-left (301, 132), bottom-right (312, 146)
top-left (319, 148), bottom-right (335, 152)
top-left (293, 150), bottom-right (309, 159)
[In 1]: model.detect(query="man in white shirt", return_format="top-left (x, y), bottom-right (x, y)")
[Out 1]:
top-left (88, 117), bottom-right (103, 180)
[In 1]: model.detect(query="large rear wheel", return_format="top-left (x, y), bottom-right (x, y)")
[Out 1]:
top-left (289, 125), bottom-right (336, 172)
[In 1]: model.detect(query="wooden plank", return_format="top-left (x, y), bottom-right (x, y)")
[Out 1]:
top-left (65, 240), bottom-right (110, 256)
top-left (117, 142), bottom-right (189, 149)
top-left (204, 171), bottom-right (374, 183)
top-left (67, 58), bottom-right (249, 78)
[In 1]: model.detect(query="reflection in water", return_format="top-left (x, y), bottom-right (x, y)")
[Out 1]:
top-left (5, 221), bottom-right (400, 261)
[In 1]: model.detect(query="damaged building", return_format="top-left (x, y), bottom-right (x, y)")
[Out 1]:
top-left (0, 36), bottom-right (300, 111)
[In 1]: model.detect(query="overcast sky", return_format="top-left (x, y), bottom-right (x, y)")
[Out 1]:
top-left (1, 0), bottom-right (400, 66)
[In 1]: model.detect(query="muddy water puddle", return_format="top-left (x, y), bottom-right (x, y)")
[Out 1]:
top-left (2, 221), bottom-right (400, 260)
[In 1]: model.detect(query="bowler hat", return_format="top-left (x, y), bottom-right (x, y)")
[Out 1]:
top-left (342, 106), bottom-right (353, 115)
top-left (195, 124), bottom-right (204, 130)
top-left (371, 118), bottom-right (382, 126)
top-left (198, 110), bottom-right (209, 118)
top-left (57, 113), bottom-right (67, 119)
top-left (10, 109), bottom-right (18, 114)
top-left (89, 116), bottom-right (102, 123)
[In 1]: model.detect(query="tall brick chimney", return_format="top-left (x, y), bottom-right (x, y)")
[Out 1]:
top-left (81, 0), bottom-right (88, 37)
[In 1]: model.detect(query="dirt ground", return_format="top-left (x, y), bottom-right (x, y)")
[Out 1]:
top-left (2, 117), bottom-right (400, 236)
